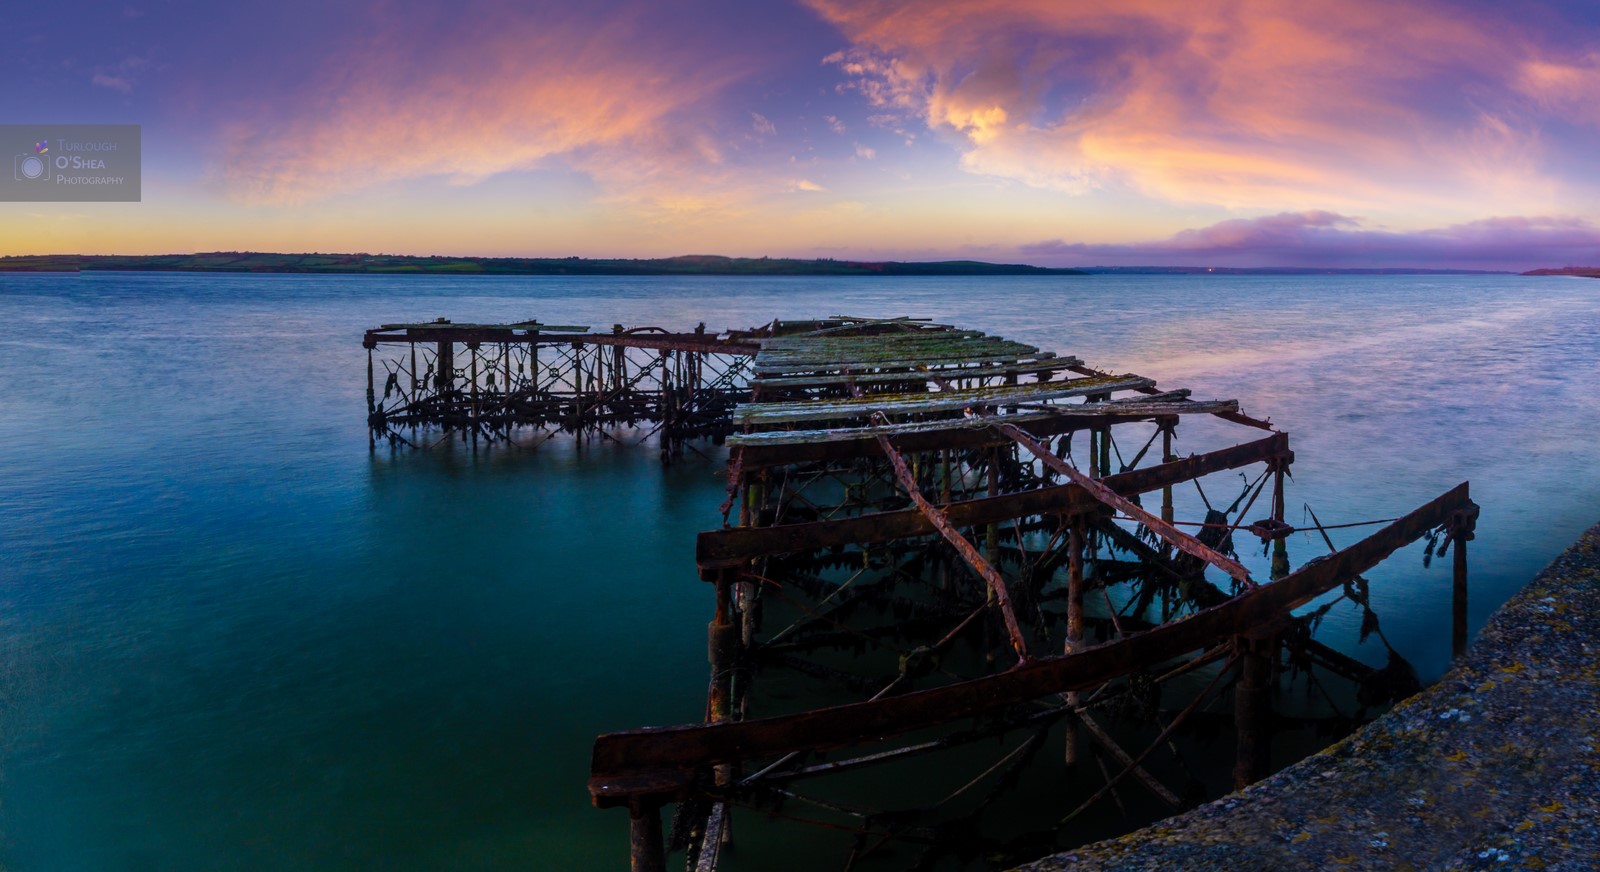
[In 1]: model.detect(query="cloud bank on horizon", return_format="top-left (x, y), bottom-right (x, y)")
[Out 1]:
top-left (1023, 212), bottom-right (1600, 268)
top-left (4, 0), bottom-right (1600, 269)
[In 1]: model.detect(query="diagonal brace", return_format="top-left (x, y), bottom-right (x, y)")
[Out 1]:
top-left (993, 421), bottom-right (1255, 588)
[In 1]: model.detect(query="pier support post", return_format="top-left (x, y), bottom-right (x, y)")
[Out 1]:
top-left (1450, 500), bottom-right (1479, 658)
top-left (1232, 634), bottom-right (1275, 789)
top-left (1270, 458), bottom-right (1290, 580)
top-left (467, 342), bottom-right (480, 445)
top-left (708, 574), bottom-right (735, 724)
top-left (1164, 419), bottom-right (1177, 556)
top-left (628, 798), bottom-right (666, 872)
top-left (986, 447), bottom-right (1000, 566)
top-left (435, 341), bottom-right (453, 393)
top-left (572, 341), bottom-right (586, 449)
top-left (708, 571), bottom-right (738, 847)
top-left (365, 347), bottom-right (376, 450)
top-left (1064, 518), bottom-right (1086, 767)
top-left (1160, 418), bottom-right (1175, 559)
top-left (1453, 535), bottom-right (1468, 657)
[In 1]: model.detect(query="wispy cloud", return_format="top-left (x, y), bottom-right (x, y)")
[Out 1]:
top-left (90, 55), bottom-right (149, 94)
top-left (1021, 212), bottom-right (1600, 270)
top-left (213, 2), bottom-right (761, 205)
top-left (91, 73), bottom-right (133, 93)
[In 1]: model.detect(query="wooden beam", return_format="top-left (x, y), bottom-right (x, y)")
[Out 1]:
top-left (751, 357), bottom-right (1083, 389)
top-left (732, 413), bottom-right (1179, 470)
top-left (735, 375), bottom-right (1153, 424)
top-left (754, 338), bottom-right (1036, 365)
top-left (873, 429), bottom-right (1031, 661)
top-left (846, 378), bottom-right (1030, 660)
top-left (364, 330), bottom-right (759, 356)
top-left (753, 349), bottom-right (1047, 375)
top-left (758, 330), bottom-right (987, 350)
top-left (1065, 363), bottom-right (1274, 431)
top-left (726, 398), bottom-right (1237, 447)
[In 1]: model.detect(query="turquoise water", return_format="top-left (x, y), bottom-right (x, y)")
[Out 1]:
top-left (0, 271), bottom-right (1596, 870)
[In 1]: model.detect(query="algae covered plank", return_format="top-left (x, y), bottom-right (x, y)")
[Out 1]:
top-left (735, 374), bottom-right (1156, 424)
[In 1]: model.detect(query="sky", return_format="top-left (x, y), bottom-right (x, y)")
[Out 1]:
top-left (4, 0), bottom-right (1600, 269)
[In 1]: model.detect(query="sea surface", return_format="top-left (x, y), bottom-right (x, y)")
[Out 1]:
top-left (0, 271), bottom-right (1596, 870)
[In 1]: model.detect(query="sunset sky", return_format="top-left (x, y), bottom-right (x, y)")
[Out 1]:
top-left (6, 0), bottom-right (1600, 268)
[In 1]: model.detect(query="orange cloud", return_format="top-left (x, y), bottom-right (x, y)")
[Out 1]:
top-left (215, 8), bottom-right (752, 205)
top-left (807, 0), bottom-right (1574, 211)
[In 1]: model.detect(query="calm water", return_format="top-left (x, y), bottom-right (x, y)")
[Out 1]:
top-left (0, 271), bottom-right (1596, 870)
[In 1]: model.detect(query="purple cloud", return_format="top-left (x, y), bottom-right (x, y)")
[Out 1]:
top-left (1021, 212), bottom-right (1600, 270)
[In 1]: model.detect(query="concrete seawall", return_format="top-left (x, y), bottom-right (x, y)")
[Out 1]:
top-left (1020, 523), bottom-right (1600, 871)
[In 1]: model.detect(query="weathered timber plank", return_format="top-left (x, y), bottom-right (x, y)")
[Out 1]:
top-left (726, 399), bottom-right (1236, 446)
top-left (592, 482), bottom-right (1470, 806)
top-left (784, 316), bottom-right (949, 337)
top-left (757, 330), bottom-right (987, 351)
top-left (751, 357), bottom-right (1084, 389)
top-left (697, 433), bottom-right (1290, 571)
top-left (753, 348), bottom-right (1050, 375)
top-left (735, 375), bottom-right (1156, 424)
top-left (581, 334), bottom-right (760, 355)
top-left (365, 330), bottom-right (758, 356)
top-left (754, 341), bottom-right (1031, 366)
top-left (1064, 363), bottom-right (1273, 431)
top-left (374, 321), bottom-right (591, 332)
top-left (733, 413), bottom-right (1182, 470)
top-left (754, 332), bottom-right (999, 356)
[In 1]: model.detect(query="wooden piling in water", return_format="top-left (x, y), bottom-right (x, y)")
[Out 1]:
top-left (628, 798), bottom-right (666, 872)
top-left (1451, 503), bottom-right (1479, 657)
top-left (1233, 634), bottom-right (1275, 789)
top-left (1065, 518), bottom-right (1086, 767)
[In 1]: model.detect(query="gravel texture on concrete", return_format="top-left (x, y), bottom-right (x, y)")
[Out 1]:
top-left (1018, 523), bottom-right (1600, 872)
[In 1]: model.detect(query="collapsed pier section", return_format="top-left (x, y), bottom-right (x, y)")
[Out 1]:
top-left (583, 317), bottom-right (1479, 871)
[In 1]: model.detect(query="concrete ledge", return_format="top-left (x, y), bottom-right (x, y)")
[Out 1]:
top-left (1019, 523), bottom-right (1600, 871)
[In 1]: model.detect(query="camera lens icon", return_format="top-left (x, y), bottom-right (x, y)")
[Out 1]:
top-left (15, 153), bottom-right (51, 182)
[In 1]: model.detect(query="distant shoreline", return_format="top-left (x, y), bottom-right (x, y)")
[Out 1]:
top-left (0, 252), bottom-right (1525, 277)
top-left (0, 253), bottom-right (1083, 277)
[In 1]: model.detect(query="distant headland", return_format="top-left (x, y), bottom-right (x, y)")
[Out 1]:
top-left (0, 252), bottom-right (1084, 277)
top-left (1522, 266), bottom-right (1600, 278)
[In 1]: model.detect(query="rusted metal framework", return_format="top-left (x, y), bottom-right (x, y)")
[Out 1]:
top-left (360, 313), bottom-right (1477, 870)
top-left (363, 319), bottom-right (761, 460)
top-left (576, 317), bottom-right (1478, 872)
